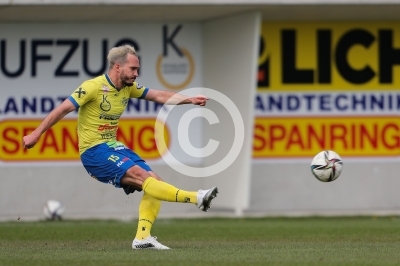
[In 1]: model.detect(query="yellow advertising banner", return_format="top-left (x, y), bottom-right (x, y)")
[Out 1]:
top-left (258, 22), bottom-right (400, 91)
top-left (256, 22), bottom-right (400, 158)
top-left (0, 118), bottom-right (169, 161)
top-left (254, 116), bottom-right (400, 158)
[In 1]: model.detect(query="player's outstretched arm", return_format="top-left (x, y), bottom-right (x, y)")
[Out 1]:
top-left (22, 99), bottom-right (76, 149)
top-left (144, 89), bottom-right (209, 106)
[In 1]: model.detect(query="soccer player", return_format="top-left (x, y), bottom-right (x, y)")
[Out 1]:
top-left (22, 45), bottom-right (218, 250)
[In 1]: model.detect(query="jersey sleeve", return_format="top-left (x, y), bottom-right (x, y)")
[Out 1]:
top-left (68, 80), bottom-right (98, 109)
top-left (129, 82), bottom-right (149, 99)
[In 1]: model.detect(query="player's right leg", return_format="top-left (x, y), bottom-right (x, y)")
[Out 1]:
top-left (134, 171), bottom-right (161, 241)
top-left (130, 170), bottom-right (172, 250)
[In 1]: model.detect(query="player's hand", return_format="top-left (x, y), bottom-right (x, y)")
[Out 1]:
top-left (22, 133), bottom-right (40, 149)
top-left (191, 95), bottom-right (209, 106)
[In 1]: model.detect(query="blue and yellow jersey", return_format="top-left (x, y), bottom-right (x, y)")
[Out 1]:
top-left (68, 74), bottom-right (148, 154)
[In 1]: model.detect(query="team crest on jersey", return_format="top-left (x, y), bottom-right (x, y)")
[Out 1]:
top-left (74, 87), bottom-right (87, 98)
top-left (136, 83), bottom-right (144, 89)
top-left (121, 97), bottom-right (129, 106)
top-left (100, 95), bottom-right (111, 111)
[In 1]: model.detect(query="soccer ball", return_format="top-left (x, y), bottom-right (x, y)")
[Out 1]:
top-left (311, 150), bottom-right (343, 182)
top-left (43, 200), bottom-right (65, 220)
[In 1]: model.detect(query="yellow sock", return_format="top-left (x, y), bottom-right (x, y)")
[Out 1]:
top-left (143, 177), bottom-right (198, 204)
top-left (135, 193), bottom-right (161, 240)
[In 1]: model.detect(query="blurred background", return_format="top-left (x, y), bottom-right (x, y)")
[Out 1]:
top-left (1, 0), bottom-right (400, 221)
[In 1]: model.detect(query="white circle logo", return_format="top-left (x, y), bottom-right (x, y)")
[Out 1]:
top-left (156, 87), bottom-right (244, 177)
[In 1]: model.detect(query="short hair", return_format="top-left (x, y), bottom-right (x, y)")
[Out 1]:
top-left (107, 45), bottom-right (137, 69)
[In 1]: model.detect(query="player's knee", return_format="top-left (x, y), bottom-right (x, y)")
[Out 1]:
top-left (149, 171), bottom-right (162, 181)
top-left (126, 165), bottom-right (149, 180)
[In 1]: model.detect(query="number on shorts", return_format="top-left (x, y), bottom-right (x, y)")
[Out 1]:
top-left (108, 154), bottom-right (120, 162)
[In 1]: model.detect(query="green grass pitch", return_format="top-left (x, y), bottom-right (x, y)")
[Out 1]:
top-left (1, 217), bottom-right (400, 266)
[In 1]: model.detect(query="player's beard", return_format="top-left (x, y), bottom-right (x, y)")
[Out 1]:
top-left (120, 71), bottom-right (135, 87)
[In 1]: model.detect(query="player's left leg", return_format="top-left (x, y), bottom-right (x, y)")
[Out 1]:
top-left (114, 148), bottom-right (216, 210)
top-left (122, 166), bottom-right (217, 210)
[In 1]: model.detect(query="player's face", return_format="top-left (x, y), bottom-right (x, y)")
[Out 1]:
top-left (120, 54), bottom-right (140, 86)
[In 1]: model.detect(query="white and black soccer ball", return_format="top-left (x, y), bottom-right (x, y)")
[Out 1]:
top-left (311, 150), bottom-right (343, 182)
top-left (43, 200), bottom-right (65, 220)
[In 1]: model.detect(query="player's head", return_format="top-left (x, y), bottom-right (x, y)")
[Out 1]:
top-left (107, 45), bottom-right (139, 86)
